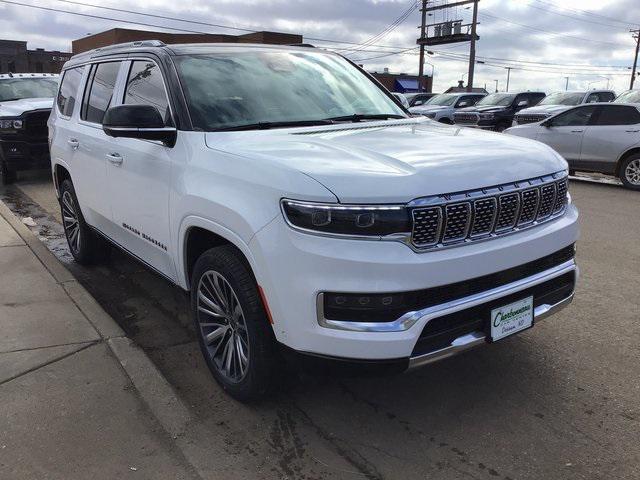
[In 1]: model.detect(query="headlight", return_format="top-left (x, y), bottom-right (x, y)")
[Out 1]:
top-left (281, 200), bottom-right (410, 237)
top-left (0, 118), bottom-right (23, 130)
top-left (479, 113), bottom-right (495, 120)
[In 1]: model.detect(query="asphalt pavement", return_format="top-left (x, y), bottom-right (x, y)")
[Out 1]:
top-left (1, 172), bottom-right (638, 480)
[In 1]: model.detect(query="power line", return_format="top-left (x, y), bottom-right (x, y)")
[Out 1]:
top-left (523, 0), bottom-right (634, 29)
top-left (531, 0), bottom-right (638, 28)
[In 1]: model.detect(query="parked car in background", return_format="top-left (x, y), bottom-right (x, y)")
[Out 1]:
top-left (506, 103), bottom-right (640, 190)
top-left (392, 92), bottom-right (410, 108)
top-left (409, 92), bottom-right (486, 123)
top-left (513, 90), bottom-right (615, 126)
top-left (405, 92), bottom-right (438, 107)
top-left (614, 89), bottom-right (640, 103)
top-left (0, 73), bottom-right (59, 184)
top-left (454, 91), bottom-right (546, 131)
top-left (50, 41), bottom-right (577, 400)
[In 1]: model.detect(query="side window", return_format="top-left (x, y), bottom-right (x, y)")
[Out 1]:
top-left (550, 106), bottom-right (598, 127)
top-left (586, 93), bottom-right (600, 103)
top-left (599, 92), bottom-right (615, 102)
top-left (124, 60), bottom-right (171, 124)
top-left (529, 93), bottom-right (544, 106)
top-left (515, 95), bottom-right (529, 108)
top-left (81, 62), bottom-right (121, 124)
top-left (594, 105), bottom-right (640, 126)
top-left (57, 66), bottom-right (84, 117)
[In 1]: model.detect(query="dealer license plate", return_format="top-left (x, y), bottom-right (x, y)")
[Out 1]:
top-left (490, 296), bottom-right (534, 342)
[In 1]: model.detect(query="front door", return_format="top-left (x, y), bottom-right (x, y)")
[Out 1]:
top-left (537, 105), bottom-right (598, 163)
top-left (106, 59), bottom-right (176, 281)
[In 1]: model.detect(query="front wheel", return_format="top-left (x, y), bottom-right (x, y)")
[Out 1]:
top-left (619, 155), bottom-right (640, 190)
top-left (191, 245), bottom-right (278, 401)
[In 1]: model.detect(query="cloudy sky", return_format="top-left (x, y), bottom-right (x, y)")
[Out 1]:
top-left (1, 0), bottom-right (639, 93)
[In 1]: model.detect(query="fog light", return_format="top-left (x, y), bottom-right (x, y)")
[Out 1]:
top-left (323, 291), bottom-right (413, 323)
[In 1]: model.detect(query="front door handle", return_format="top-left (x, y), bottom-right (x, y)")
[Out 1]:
top-left (625, 129), bottom-right (640, 133)
top-left (570, 130), bottom-right (584, 133)
top-left (106, 152), bottom-right (123, 166)
top-left (68, 138), bottom-right (79, 150)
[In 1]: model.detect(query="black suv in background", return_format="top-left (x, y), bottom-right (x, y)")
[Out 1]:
top-left (453, 91), bottom-right (546, 132)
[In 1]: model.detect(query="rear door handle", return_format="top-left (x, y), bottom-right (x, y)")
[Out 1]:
top-left (570, 130), bottom-right (584, 133)
top-left (106, 152), bottom-right (123, 166)
top-left (625, 129), bottom-right (640, 133)
top-left (67, 138), bottom-right (79, 150)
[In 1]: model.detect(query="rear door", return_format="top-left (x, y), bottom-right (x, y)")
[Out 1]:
top-left (67, 61), bottom-right (123, 230)
top-left (536, 105), bottom-right (598, 163)
top-left (105, 59), bottom-right (176, 280)
top-left (580, 105), bottom-right (640, 173)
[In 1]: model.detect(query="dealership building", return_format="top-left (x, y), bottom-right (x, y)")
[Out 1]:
top-left (0, 39), bottom-right (72, 74)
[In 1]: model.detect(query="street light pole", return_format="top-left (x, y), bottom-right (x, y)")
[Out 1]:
top-left (564, 76), bottom-right (569, 91)
top-left (494, 79), bottom-right (499, 92)
top-left (505, 67), bottom-right (512, 92)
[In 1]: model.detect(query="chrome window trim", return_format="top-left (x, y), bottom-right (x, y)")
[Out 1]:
top-left (316, 258), bottom-right (576, 332)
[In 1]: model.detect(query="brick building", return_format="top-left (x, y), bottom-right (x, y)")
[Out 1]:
top-left (0, 39), bottom-right (71, 74)
top-left (72, 28), bottom-right (304, 54)
top-left (369, 69), bottom-right (433, 93)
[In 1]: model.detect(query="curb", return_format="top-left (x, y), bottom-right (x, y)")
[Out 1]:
top-left (0, 198), bottom-right (193, 446)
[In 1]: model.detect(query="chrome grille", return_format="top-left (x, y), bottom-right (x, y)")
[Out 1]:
top-left (409, 174), bottom-right (568, 250)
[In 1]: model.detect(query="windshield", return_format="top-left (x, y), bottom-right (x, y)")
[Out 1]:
top-left (174, 50), bottom-right (406, 131)
top-left (539, 92), bottom-right (584, 106)
top-left (614, 90), bottom-right (640, 103)
top-left (476, 93), bottom-right (516, 107)
top-left (0, 77), bottom-right (59, 102)
top-left (425, 94), bottom-right (457, 106)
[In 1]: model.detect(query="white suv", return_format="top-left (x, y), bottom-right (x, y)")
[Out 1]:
top-left (49, 41), bottom-right (579, 400)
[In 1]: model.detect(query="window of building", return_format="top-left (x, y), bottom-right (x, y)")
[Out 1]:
top-left (81, 62), bottom-right (121, 124)
top-left (57, 66), bottom-right (84, 117)
top-left (123, 60), bottom-right (171, 124)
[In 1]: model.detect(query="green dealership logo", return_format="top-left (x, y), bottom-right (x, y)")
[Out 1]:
top-left (493, 304), bottom-right (531, 327)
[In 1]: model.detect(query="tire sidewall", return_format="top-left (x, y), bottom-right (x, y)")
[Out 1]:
top-left (59, 179), bottom-right (92, 263)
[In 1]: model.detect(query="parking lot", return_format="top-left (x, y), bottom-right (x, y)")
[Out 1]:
top-left (0, 172), bottom-right (637, 480)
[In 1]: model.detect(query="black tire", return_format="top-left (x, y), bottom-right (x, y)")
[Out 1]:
top-left (59, 179), bottom-right (110, 264)
top-left (0, 159), bottom-right (17, 185)
top-left (191, 245), bottom-right (278, 401)
top-left (618, 154), bottom-right (640, 191)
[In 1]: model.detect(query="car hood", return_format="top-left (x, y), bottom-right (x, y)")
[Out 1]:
top-left (0, 97), bottom-right (53, 117)
top-left (518, 105), bottom-right (571, 116)
top-left (409, 105), bottom-right (449, 114)
top-left (457, 105), bottom-right (508, 114)
top-left (205, 118), bottom-right (566, 203)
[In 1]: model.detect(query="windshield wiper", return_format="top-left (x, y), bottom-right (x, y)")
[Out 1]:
top-left (325, 113), bottom-right (407, 122)
top-left (211, 119), bottom-right (335, 132)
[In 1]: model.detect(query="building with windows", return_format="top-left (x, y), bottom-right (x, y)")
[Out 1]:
top-left (72, 28), bottom-right (304, 54)
top-left (0, 39), bottom-right (71, 74)
top-left (369, 69), bottom-right (433, 93)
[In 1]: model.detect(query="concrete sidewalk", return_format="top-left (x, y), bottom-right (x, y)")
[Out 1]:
top-left (0, 201), bottom-right (199, 480)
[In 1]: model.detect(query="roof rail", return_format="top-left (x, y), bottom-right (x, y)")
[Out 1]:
top-left (93, 39), bottom-right (166, 53)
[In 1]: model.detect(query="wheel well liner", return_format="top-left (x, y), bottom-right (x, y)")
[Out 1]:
top-left (53, 164), bottom-right (71, 196)
top-left (184, 227), bottom-right (232, 287)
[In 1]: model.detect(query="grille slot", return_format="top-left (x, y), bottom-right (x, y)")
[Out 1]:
top-left (518, 188), bottom-right (539, 225)
top-left (470, 198), bottom-right (497, 237)
top-left (495, 193), bottom-right (520, 231)
top-left (443, 203), bottom-right (471, 242)
top-left (453, 113), bottom-right (479, 125)
top-left (409, 175), bottom-right (568, 250)
top-left (412, 207), bottom-right (442, 247)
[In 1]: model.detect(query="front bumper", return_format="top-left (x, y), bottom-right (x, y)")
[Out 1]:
top-left (0, 138), bottom-right (50, 170)
top-left (249, 205), bottom-right (579, 364)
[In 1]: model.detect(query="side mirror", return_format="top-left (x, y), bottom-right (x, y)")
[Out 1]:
top-left (517, 100), bottom-right (528, 108)
top-left (103, 105), bottom-right (176, 147)
top-left (414, 100), bottom-right (424, 106)
top-left (457, 101), bottom-right (470, 108)
top-left (541, 119), bottom-right (553, 128)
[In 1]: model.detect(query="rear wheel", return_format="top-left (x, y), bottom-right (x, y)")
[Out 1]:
top-left (619, 154), bottom-right (640, 190)
top-left (0, 160), bottom-right (16, 185)
top-left (191, 245), bottom-right (278, 401)
top-left (59, 179), bottom-right (110, 264)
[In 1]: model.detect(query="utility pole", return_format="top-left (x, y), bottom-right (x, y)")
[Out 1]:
top-left (631, 28), bottom-right (640, 89)
top-left (467, 0), bottom-right (479, 92)
top-left (494, 79), bottom-right (498, 92)
top-left (418, 0), bottom-right (429, 91)
top-left (505, 67), bottom-right (512, 92)
top-left (564, 77), bottom-right (569, 91)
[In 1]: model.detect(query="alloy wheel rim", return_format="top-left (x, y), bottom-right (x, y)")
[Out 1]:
top-left (196, 270), bottom-right (250, 383)
top-left (625, 159), bottom-right (640, 185)
top-left (61, 191), bottom-right (81, 253)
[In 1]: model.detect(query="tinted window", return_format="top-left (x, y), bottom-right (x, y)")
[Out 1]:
top-left (57, 67), bottom-right (84, 117)
top-left (599, 92), bottom-right (615, 102)
top-left (124, 61), bottom-right (171, 124)
top-left (594, 105), bottom-right (640, 126)
top-left (82, 62), bottom-right (120, 124)
top-left (551, 106), bottom-right (598, 127)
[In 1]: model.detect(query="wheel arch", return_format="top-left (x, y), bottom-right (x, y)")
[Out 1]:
top-left (615, 147), bottom-right (640, 177)
top-left (52, 161), bottom-right (72, 199)
top-left (178, 216), bottom-right (259, 291)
